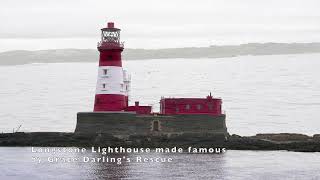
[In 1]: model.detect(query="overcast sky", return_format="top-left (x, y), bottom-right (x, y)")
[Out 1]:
top-left (0, 0), bottom-right (319, 51)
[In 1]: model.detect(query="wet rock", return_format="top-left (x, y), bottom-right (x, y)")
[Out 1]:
top-left (313, 134), bottom-right (320, 141)
top-left (0, 132), bottom-right (319, 152)
top-left (252, 133), bottom-right (311, 142)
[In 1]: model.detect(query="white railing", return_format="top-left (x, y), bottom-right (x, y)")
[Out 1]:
top-left (123, 70), bottom-right (131, 82)
top-left (97, 41), bottom-right (124, 48)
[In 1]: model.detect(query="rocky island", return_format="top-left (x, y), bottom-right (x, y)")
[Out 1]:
top-left (1, 132), bottom-right (319, 152)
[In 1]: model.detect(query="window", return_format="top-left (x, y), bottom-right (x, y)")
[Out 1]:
top-left (102, 84), bottom-right (106, 88)
top-left (103, 69), bottom-right (108, 75)
top-left (176, 107), bottom-right (179, 113)
top-left (185, 104), bottom-right (190, 110)
top-left (197, 104), bottom-right (202, 110)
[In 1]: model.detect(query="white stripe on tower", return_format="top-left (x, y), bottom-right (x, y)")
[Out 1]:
top-left (96, 66), bottom-right (125, 95)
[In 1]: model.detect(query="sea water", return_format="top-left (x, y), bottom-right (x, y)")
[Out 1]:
top-left (0, 54), bottom-right (320, 179)
top-left (0, 53), bottom-right (319, 135)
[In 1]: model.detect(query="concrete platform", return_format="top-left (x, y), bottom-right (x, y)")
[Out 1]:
top-left (75, 112), bottom-right (228, 137)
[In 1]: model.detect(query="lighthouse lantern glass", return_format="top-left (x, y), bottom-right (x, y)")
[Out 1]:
top-left (101, 30), bottom-right (120, 44)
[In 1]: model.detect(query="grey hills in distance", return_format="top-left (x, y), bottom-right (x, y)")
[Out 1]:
top-left (1, 42), bottom-right (320, 65)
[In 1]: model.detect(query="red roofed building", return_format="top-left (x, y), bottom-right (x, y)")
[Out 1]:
top-left (160, 93), bottom-right (222, 116)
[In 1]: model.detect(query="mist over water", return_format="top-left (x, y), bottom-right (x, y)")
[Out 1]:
top-left (1, 31), bottom-right (320, 52)
top-left (0, 53), bottom-right (319, 135)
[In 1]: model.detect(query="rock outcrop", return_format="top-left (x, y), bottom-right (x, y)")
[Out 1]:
top-left (0, 132), bottom-right (320, 152)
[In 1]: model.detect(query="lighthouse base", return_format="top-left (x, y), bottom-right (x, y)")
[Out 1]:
top-left (75, 112), bottom-right (228, 139)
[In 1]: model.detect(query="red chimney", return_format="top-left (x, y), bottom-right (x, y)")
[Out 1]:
top-left (135, 101), bottom-right (139, 106)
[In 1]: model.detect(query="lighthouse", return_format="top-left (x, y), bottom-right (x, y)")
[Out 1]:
top-left (94, 22), bottom-right (130, 111)
top-left (76, 21), bottom-right (227, 138)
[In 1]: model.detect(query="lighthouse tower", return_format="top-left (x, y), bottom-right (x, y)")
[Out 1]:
top-left (94, 22), bottom-right (130, 111)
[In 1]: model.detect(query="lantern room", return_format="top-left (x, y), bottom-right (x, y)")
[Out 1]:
top-left (98, 22), bottom-right (123, 50)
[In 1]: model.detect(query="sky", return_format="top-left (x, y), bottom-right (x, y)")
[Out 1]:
top-left (0, 0), bottom-right (320, 51)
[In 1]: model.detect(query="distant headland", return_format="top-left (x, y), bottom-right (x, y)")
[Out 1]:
top-left (1, 42), bottom-right (320, 65)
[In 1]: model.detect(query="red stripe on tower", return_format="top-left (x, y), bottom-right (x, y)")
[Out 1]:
top-left (94, 22), bottom-right (130, 111)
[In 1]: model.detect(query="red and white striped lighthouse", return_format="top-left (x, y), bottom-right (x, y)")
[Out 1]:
top-left (94, 22), bottom-right (130, 111)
